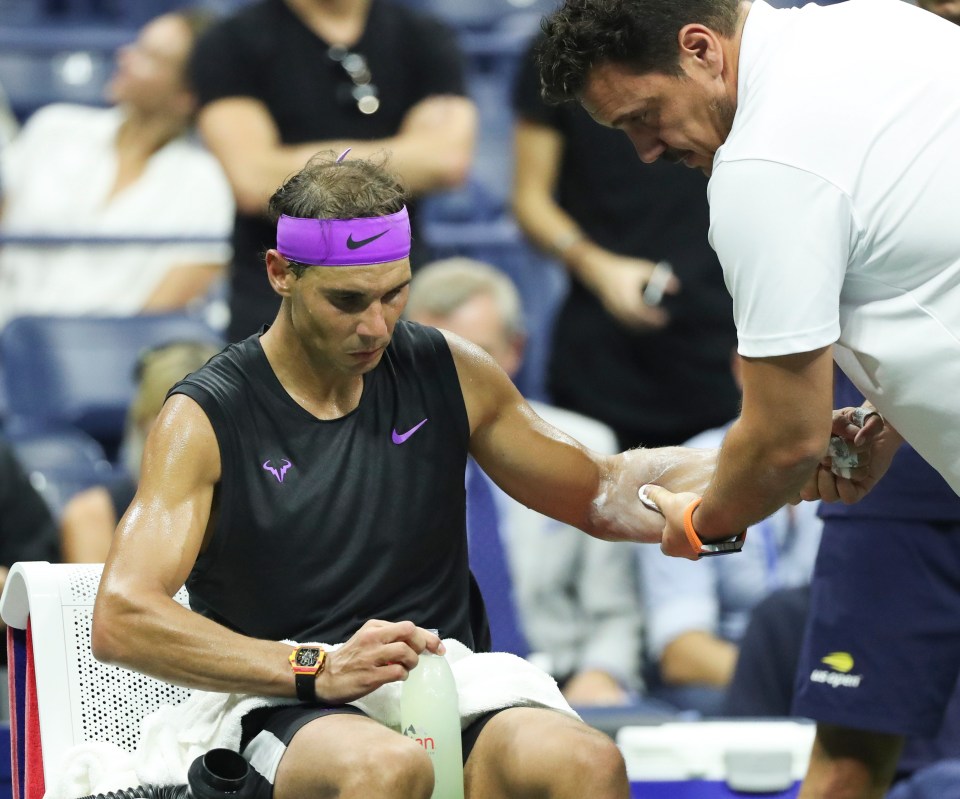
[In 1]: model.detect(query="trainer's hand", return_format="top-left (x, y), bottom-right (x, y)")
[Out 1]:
top-left (314, 619), bottom-right (443, 704)
top-left (640, 484), bottom-right (703, 561)
top-left (799, 407), bottom-right (903, 504)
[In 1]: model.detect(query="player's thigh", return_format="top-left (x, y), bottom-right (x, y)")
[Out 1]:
top-left (464, 706), bottom-right (628, 797)
top-left (274, 712), bottom-right (433, 799)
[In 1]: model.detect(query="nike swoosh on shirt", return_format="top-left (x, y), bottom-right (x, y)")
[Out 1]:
top-left (392, 418), bottom-right (428, 444)
top-left (346, 230), bottom-right (389, 249)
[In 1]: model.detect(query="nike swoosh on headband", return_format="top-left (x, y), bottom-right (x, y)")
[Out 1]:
top-left (346, 230), bottom-right (389, 249)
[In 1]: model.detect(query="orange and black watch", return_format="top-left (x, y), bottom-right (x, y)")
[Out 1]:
top-left (289, 645), bottom-right (326, 702)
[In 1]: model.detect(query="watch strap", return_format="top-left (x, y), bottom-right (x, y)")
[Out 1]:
top-left (682, 497), bottom-right (706, 556)
top-left (682, 497), bottom-right (746, 558)
top-left (295, 671), bottom-right (319, 702)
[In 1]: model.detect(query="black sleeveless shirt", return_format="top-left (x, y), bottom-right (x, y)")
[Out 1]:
top-left (171, 321), bottom-right (489, 650)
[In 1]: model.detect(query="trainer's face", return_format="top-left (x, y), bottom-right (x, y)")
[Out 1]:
top-left (582, 38), bottom-right (736, 176)
top-left (918, 0), bottom-right (960, 26)
top-left (283, 258), bottom-right (412, 377)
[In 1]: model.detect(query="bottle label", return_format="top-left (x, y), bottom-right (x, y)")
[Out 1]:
top-left (402, 723), bottom-right (437, 753)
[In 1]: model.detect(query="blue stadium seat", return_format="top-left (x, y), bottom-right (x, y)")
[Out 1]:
top-left (4, 422), bottom-right (114, 518)
top-left (0, 314), bottom-right (224, 459)
top-left (0, 26), bottom-right (129, 121)
top-left (396, 0), bottom-right (558, 31)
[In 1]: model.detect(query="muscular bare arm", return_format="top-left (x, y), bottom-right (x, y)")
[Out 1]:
top-left (198, 95), bottom-right (476, 215)
top-left (92, 394), bottom-right (296, 694)
top-left (445, 331), bottom-right (716, 544)
top-left (92, 394), bottom-right (438, 702)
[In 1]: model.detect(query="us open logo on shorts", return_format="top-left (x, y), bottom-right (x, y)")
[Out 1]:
top-left (809, 651), bottom-right (863, 689)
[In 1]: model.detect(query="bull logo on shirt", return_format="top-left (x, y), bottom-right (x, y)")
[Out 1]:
top-left (262, 458), bottom-right (293, 483)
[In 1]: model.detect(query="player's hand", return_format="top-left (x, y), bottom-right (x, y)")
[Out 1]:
top-left (315, 619), bottom-right (443, 704)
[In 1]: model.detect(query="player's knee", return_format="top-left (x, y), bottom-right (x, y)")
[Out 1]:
top-left (548, 727), bottom-right (628, 791)
top-left (339, 735), bottom-right (434, 797)
top-left (579, 730), bottom-right (628, 788)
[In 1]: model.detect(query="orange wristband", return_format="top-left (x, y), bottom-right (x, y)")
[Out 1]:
top-left (682, 497), bottom-right (706, 556)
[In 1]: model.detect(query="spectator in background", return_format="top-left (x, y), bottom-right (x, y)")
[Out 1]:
top-left (512, 32), bottom-right (739, 452)
top-left (60, 340), bottom-right (221, 564)
top-left (405, 257), bottom-right (643, 707)
top-left (639, 353), bottom-right (821, 716)
top-left (0, 436), bottom-right (60, 635)
top-left (188, 0), bottom-right (477, 342)
top-left (0, 10), bottom-right (234, 330)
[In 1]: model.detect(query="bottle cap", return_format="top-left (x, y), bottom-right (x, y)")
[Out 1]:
top-left (187, 748), bottom-right (250, 798)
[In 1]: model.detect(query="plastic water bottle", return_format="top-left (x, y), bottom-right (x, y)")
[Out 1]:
top-left (400, 633), bottom-right (464, 799)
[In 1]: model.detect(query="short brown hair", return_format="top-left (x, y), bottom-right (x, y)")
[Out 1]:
top-left (268, 151), bottom-right (406, 224)
top-left (538, 0), bottom-right (740, 103)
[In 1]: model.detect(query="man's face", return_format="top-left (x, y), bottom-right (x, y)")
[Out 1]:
top-left (285, 259), bottom-right (412, 377)
top-left (581, 59), bottom-right (736, 176)
top-left (918, 0), bottom-right (960, 26)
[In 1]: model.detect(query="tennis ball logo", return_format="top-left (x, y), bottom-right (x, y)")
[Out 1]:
top-left (821, 652), bottom-right (854, 673)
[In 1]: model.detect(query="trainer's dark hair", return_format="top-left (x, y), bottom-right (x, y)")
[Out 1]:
top-left (268, 151), bottom-right (406, 224)
top-left (538, 0), bottom-right (741, 104)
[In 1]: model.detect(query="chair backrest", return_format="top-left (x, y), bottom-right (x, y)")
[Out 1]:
top-left (0, 314), bottom-right (223, 456)
top-left (1, 562), bottom-right (191, 799)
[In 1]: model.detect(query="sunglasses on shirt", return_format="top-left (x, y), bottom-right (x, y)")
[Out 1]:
top-left (328, 45), bottom-right (380, 115)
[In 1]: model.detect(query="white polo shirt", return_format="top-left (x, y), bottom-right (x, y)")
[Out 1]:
top-left (708, 0), bottom-right (960, 493)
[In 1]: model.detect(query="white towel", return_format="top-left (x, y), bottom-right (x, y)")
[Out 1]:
top-left (44, 639), bottom-right (577, 799)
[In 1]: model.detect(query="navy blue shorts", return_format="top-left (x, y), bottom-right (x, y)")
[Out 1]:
top-left (792, 516), bottom-right (960, 737)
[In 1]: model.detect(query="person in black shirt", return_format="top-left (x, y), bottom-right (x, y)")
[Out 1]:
top-left (189, 0), bottom-right (478, 342)
top-left (512, 34), bottom-right (739, 451)
top-left (93, 152), bottom-right (716, 799)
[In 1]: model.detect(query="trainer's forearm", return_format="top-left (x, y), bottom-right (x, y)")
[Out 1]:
top-left (696, 415), bottom-right (823, 539)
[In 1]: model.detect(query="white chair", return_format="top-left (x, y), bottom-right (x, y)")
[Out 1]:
top-left (1, 562), bottom-right (190, 799)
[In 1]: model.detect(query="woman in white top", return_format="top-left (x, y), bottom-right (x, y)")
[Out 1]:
top-left (0, 10), bottom-right (234, 328)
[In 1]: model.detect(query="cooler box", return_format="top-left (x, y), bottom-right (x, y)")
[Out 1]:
top-left (618, 720), bottom-right (816, 798)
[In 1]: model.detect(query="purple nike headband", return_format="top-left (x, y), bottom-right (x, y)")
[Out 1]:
top-left (276, 206), bottom-right (411, 267)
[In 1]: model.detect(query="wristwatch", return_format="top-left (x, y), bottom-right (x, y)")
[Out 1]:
top-left (289, 645), bottom-right (326, 702)
top-left (683, 498), bottom-right (746, 558)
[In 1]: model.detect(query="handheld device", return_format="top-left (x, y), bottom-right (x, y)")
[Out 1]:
top-left (642, 260), bottom-right (674, 306)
